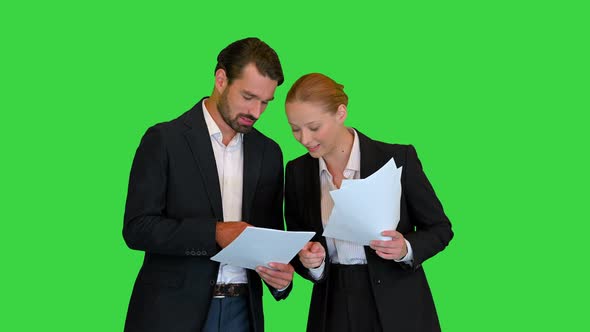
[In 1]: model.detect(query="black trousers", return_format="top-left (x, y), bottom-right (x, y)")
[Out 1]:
top-left (326, 264), bottom-right (382, 332)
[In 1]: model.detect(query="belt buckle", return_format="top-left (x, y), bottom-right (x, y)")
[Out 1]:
top-left (213, 283), bottom-right (247, 298)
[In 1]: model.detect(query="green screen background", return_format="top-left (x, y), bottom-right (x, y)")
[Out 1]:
top-left (1, 1), bottom-right (588, 331)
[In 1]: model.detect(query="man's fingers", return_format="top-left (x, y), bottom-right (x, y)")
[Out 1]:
top-left (257, 266), bottom-right (292, 288)
top-left (257, 271), bottom-right (282, 288)
top-left (268, 262), bottom-right (294, 273)
top-left (257, 266), bottom-right (286, 278)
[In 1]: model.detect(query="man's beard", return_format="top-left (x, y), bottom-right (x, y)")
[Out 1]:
top-left (217, 90), bottom-right (257, 134)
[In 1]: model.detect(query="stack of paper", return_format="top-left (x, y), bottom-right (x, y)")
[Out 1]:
top-left (323, 158), bottom-right (402, 245)
top-left (210, 227), bottom-right (315, 270)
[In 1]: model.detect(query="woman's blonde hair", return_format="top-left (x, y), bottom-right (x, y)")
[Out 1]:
top-left (286, 73), bottom-right (348, 113)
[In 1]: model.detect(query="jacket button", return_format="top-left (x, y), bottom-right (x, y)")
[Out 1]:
top-left (185, 250), bottom-right (190, 256)
top-left (196, 251), bottom-right (202, 256)
top-left (210, 280), bottom-right (216, 286)
top-left (202, 250), bottom-right (207, 255)
top-left (376, 279), bottom-right (381, 285)
top-left (190, 250), bottom-right (196, 256)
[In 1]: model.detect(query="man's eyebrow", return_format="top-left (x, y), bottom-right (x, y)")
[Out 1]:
top-left (242, 89), bottom-right (274, 102)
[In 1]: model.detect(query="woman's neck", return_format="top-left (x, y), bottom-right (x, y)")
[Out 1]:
top-left (324, 128), bottom-right (355, 180)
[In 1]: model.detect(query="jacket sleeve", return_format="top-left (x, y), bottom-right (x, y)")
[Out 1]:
top-left (284, 160), bottom-right (328, 284)
top-left (122, 125), bottom-right (218, 257)
top-left (402, 145), bottom-right (453, 269)
top-left (264, 145), bottom-right (294, 300)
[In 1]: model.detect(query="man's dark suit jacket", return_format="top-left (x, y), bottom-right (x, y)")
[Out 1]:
top-left (285, 130), bottom-right (453, 332)
top-left (123, 98), bottom-right (290, 332)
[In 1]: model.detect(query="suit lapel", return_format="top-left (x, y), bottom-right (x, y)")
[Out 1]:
top-left (242, 132), bottom-right (263, 222)
top-left (357, 129), bottom-right (390, 179)
top-left (183, 101), bottom-right (223, 220)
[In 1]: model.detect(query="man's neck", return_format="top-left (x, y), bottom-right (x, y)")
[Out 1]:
top-left (204, 97), bottom-right (237, 146)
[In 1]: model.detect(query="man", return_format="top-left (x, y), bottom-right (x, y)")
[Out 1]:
top-left (123, 37), bottom-right (294, 332)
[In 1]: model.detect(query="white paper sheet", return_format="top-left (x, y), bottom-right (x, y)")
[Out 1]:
top-left (323, 158), bottom-right (402, 245)
top-left (210, 227), bottom-right (315, 270)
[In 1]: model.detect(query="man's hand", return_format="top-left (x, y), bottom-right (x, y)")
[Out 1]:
top-left (369, 230), bottom-right (408, 260)
top-left (256, 262), bottom-right (294, 290)
top-left (215, 221), bottom-right (251, 248)
top-left (298, 241), bottom-right (325, 269)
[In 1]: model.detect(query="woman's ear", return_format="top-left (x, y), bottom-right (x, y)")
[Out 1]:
top-left (336, 104), bottom-right (348, 123)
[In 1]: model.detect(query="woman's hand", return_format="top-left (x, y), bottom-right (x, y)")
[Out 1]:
top-left (298, 241), bottom-right (326, 268)
top-left (370, 230), bottom-right (408, 260)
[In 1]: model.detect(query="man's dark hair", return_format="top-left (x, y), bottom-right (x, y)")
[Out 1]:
top-left (215, 37), bottom-right (284, 86)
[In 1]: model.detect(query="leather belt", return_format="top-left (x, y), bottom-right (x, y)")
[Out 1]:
top-left (213, 283), bottom-right (248, 298)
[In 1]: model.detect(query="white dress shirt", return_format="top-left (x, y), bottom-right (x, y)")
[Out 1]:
top-left (202, 100), bottom-right (248, 285)
top-left (309, 129), bottom-right (414, 280)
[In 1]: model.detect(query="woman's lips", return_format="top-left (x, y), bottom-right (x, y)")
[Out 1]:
top-left (307, 144), bottom-right (320, 152)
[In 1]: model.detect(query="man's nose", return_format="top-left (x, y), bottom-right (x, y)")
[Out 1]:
top-left (248, 100), bottom-right (264, 119)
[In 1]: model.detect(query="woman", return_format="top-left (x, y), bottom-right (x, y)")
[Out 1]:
top-left (284, 73), bottom-right (453, 332)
